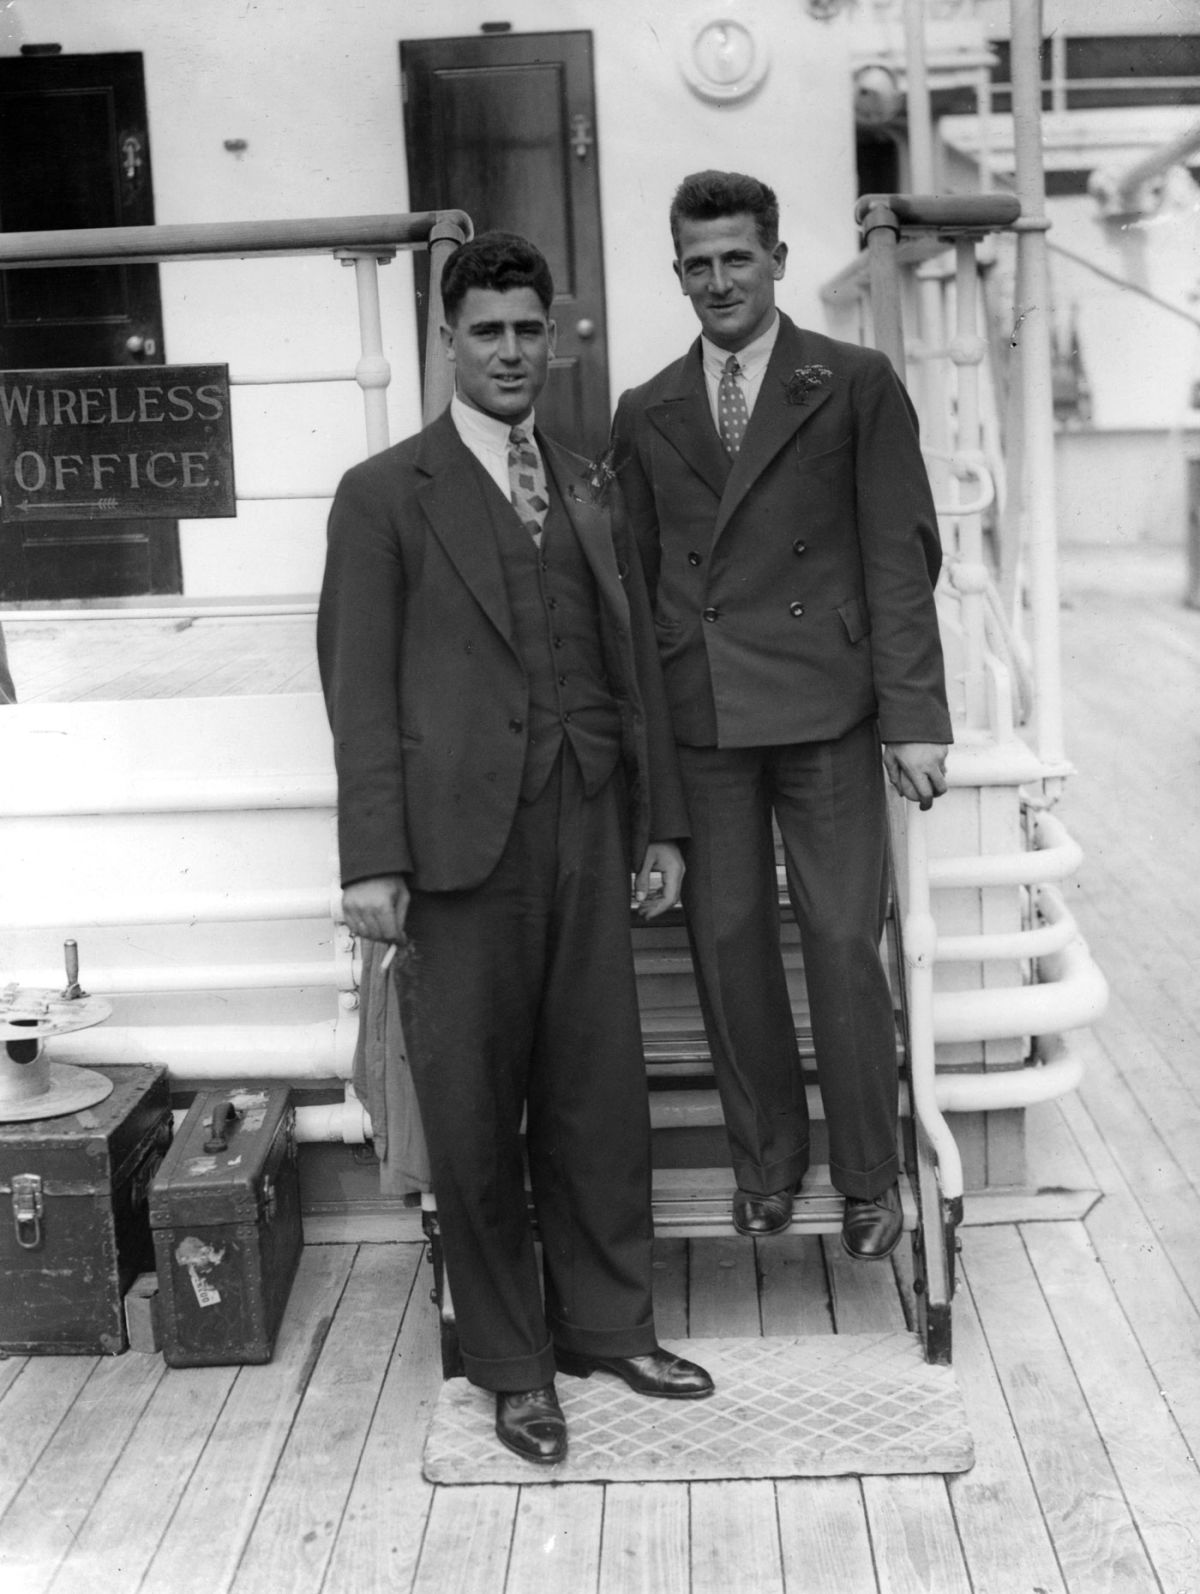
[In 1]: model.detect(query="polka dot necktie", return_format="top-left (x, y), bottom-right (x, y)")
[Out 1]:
top-left (718, 354), bottom-right (749, 457)
top-left (507, 424), bottom-right (550, 544)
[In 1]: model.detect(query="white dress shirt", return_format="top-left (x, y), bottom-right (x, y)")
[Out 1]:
top-left (700, 313), bottom-right (781, 432)
top-left (450, 393), bottom-right (540, 501)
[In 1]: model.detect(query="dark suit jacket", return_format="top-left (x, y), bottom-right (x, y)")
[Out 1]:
top-left (612, 314), bottom-right (952, 748)
top-left (317, 410), bottom-right (688, 893)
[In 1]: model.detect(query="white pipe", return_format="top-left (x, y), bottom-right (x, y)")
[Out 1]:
top-left (932, 1045), bottom-right (1082, 1113)
top-left (13, 962), bottom-right (346, 995)
top-left (0, 773), bottom-right (336, 818)
top-left (934, 922), bottom-right (1108, 1043)
top-left (3, 886), bottom-right (338, 933)
top-left (170, 1099), bottom-right (372, 1144)
top-left (903, 810), bottom-right (965, 1201)
top-left (3, 603), bottom-right (319, 622)
top-left (937, 905), bottom-right (1072, 963)
top-left (52, 1021), bottom-right (349, 1078)
top-left (294, 1099), bottom-right (372, 1145)
top-left (928, 810), bottom-right (1082, 888)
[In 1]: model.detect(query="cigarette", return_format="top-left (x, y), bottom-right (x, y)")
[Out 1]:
top-left (380, 943), bottom-right (398, 971)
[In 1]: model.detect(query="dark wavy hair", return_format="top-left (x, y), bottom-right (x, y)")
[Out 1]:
top-left (669, 171), bottom-right (780, 252)
top-left (440, 231), bottom-right (555, 322)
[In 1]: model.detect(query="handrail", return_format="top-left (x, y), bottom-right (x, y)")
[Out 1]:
top-left (854, 193), bottom-right (1022, 234)
top-left (0, 211), bottom-right (473, 269)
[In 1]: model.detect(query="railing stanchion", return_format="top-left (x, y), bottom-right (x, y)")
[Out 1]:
top-left (422, 216), bottom-right (471, 423)
top-left (337, 248), bottom-right (395, 457)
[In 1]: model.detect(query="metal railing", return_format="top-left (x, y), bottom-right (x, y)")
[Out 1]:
top-left (0, 209), bottom-right (471, 619)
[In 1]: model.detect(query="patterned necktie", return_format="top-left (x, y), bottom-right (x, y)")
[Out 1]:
top-left (507, 424), bottom-right (550, 543)
top-left (717, 354), bottom-right (749, 457)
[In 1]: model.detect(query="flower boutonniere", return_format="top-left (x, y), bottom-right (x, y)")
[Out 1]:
top-left (573, 444), bottom-right (621, 509)
top-left (782, 364), bottom-right (833, 406)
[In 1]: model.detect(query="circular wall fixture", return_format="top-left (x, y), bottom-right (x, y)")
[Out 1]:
top-left (680, 12), bottom-right (769, 103)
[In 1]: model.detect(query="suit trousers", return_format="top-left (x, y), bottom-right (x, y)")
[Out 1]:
top-left (399, 753), bottom-right (658, 1392)
top-left (677, 717), bottom-right (900, 1201)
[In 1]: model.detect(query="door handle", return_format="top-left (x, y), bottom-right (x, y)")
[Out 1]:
top-left (576, 319), bottom-right (596, 341)
top-left (125, 335), bottom-right (158, 359)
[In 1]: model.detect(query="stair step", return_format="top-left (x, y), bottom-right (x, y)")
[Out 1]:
top-left (650, 1166), bottom-right (918, 1239)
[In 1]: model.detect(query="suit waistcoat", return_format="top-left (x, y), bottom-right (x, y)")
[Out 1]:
top-left (497, 474), bottom-right (622, 801)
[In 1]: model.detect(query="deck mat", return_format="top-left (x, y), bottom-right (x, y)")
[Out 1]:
top-left (423, 1332), bottom-right (974, 1483)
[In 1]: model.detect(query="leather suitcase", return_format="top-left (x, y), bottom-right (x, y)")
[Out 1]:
top-left (149, 1084), bottom-right (301, 1367)
top-left (0, 1065), bottom-right (173, 1355)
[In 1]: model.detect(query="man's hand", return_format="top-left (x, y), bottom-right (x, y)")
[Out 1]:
top-left (634, 841), bottom-right (685, 919)
top-left (340, 874), bottom-right (411, 946)
top-left (882, 743), bottom-right (949, 811)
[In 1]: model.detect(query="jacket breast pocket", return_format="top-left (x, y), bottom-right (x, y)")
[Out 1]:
top-left (836, 594), bottom-right (871, 645)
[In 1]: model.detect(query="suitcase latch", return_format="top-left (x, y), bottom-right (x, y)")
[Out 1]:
top-left (11, 1173), bottom-right (44, 1250)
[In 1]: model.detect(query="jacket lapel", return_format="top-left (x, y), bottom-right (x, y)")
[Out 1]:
top-left (644, 343), bottom-right (731, 501)
top-left (541, 437), bottom-right (627, 619)
top-left (414, 412), bottom-right (517, 652)
top-left (714, 316), bottom-right (833, 541)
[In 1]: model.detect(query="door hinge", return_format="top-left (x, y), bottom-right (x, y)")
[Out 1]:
top-left (570, 113), bottom-right (594, 161)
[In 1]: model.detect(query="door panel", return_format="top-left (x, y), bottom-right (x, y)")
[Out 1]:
top-left (0, 52), bottom-right (179, 600)
top-left (402, 31), bottom-right (609, 458)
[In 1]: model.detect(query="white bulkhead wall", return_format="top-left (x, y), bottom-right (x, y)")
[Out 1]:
top-left (0, 0), bottom-right (860, 599)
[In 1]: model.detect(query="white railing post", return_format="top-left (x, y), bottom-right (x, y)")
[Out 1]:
top-left (337, 248), bottom-right (395, 457)
top-left (904, 815), bottom-right (964, 1203)
top-left (950, 238), bottom-right (992, 731)
top-left (1010, 0), bottom-right (1067, 782)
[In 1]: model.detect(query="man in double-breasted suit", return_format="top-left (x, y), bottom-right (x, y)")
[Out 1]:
top-left (612, 172), bottom-right (952, 1259)
top-left (318, 233), bottom-right (712, 1467)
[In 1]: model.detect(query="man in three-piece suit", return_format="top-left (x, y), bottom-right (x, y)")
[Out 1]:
top-left (318, 233), bottom-right (712, 1467)
top-left (612, 172), bottom-right (952, 1259)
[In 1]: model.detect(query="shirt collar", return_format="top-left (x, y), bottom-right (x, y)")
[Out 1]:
top-left (701, 312), bottom-right (780, 382)
top-left (450, 392), bottom-right (537, 452)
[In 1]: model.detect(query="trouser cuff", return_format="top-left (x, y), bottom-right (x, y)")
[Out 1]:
top-left (549, 1316), bottom-right (658, 1358)
top-left (462, 1339), bottom-right (557, 1394)
top-left (732, 1147), bottom-right (809, 1197)
top-left (831, 1151), bottom-right (900, 1202)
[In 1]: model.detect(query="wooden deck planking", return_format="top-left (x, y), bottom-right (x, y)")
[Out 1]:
top-left (947, 1270), bottom-right (1068, 1594)
top-left (0, 1357), bottom-right (95, 1521)
top-left (48, 1362), bottom-right (240, 1594)
top-left (409, 1486), bottom-right (519, 1594)
top-left (690, 1479), bottom-right (785, 1594)
top-left (138, 1244), bottom-right (358, 1594)
top-left (776, 1477), bottom-right (878, 1594)
top-left (505, 1485), bottom-right (605, 1594)
top-left (597, 1482), bottom-right (690, 1594)
top-left (320, 1243), bottom-right (441, 1594)
top-left (0, 1353), bottom-right (166, 1594)
top-left (227, 1245), bottom-right (413, 1594)
top-left (964, 1226), bottom-right (1159, 1593)
top-left (1022, 1219), bottom-right (1200, 1593)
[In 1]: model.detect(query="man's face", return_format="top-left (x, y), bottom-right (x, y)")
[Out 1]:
top-left (673, 212), bottom-right (787, 352)
top-left (441, 285), bottom-right (555, 423)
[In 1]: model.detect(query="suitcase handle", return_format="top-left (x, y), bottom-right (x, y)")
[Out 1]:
top-left (204, 1100), bottom-right (241, 1154)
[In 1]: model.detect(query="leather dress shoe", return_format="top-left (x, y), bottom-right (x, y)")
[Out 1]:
top-left (842, 1182), bottom-right (903, 1260)
top-left (495, 1384), bottom-right (567, 1464)
top-left (732, 1184), bottom-right (795, 1236)
top-left (555, 1345), bottom-right (715, 1398)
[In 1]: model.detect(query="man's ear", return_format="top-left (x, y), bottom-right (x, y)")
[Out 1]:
top-left (672, 258), bottom-right (684, 292)
top-left (772, 241), bottom-right (789, 280)
top-left (439, 321), bottom-right (455, 360)
top-left (547, 318), bottom-right (558, 356)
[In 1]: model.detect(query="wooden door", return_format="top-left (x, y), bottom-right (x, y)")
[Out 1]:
top-left (0, 52), bottom-right (179, 601)
top-left (402, 31), bottom-right (609, 458)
